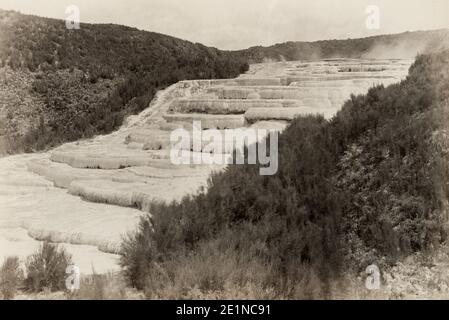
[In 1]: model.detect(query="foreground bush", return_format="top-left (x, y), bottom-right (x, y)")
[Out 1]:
top-left (0, 256), bottom-right (23, 300)
top-left (121, 116), bottom-right (343, 298)
top-left (24, 242), bottom-right (72, 293)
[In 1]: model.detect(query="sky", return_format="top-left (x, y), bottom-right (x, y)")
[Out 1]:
top-left (1, 0), bottom-right (449, 50)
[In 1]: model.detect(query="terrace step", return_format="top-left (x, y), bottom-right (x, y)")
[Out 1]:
top-left (207, 78), bottom-right (283, 86)
top-left (50, 151), bottom-right (176, 170)
top-left (244, 107), bottom-right (335, 123)
top-left (163, 113), bottom-right (245, 129)
top-left (207, 86), bottom-right (367, 100)
top-left (169, 99), bottom-right (306, 114)
top-left (27, 158), bottom-right (210, 189)
top-left (289, 78), bottom-right (398, 87)
top-left (284, 74), bottom-right (397, 85)
top-left (68, 177), bottom-right (210, 211)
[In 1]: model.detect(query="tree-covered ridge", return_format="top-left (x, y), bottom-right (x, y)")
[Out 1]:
top-left (0, 10), bottom-right (247, 77)
top-left (120, 51), bottom-right (449, 298)
top-left (238, 30), bottom-right (449, 63)
top-left (0, 9), bottom-right (248, 152)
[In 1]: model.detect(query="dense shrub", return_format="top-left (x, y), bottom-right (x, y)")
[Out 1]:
top-left (121, 51), bottom-right (449, 298)
top-left (0, 256), bottom-right (23, 300)
top-left (332, 52), bottom-right (449, 268)
top-left (121, 116), bottom-right (343, 298)
top-left (24, 242), bottom-right (72, 293)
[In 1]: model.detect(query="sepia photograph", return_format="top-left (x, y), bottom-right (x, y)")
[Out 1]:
top-left (1, 0), bottom-right (449, 306)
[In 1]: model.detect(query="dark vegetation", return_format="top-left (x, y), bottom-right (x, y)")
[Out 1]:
top-left (24, 242), bottom-right (72, 293)
top-left (333, 51), bottom-right (449, 267)
top-left (0, 243), bottom-right (72, 299)
top-left (0, 256), bottom-right (23, 299)
top-left (120, 51), bottom-right (449, 298)
top-left (0, 9), bottom-right (248, 152)
top-left (0, 244), bottom-right (137, 300)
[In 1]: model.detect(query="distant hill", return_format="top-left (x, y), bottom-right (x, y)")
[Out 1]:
top-left (237, 29), bottom-right (449, 63)
top-left (0, 9), bottom-right (248, 153)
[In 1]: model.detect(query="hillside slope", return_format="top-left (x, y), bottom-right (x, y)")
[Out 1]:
top-left (0, 9), bottom-right (248, 154)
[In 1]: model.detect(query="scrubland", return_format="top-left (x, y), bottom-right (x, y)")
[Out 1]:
top-left (119, 51), bottom-right (449, 299)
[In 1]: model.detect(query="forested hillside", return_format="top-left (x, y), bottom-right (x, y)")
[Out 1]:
top-left (120, 51), bottom-right (449, 299)
top-left (238, 30), bottom-right (449, 63)
top-left (0, 9), bottom-right (248, 153)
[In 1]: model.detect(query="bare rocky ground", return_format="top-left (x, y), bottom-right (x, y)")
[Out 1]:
top-left (0, 59), bottom-right (412, 285)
